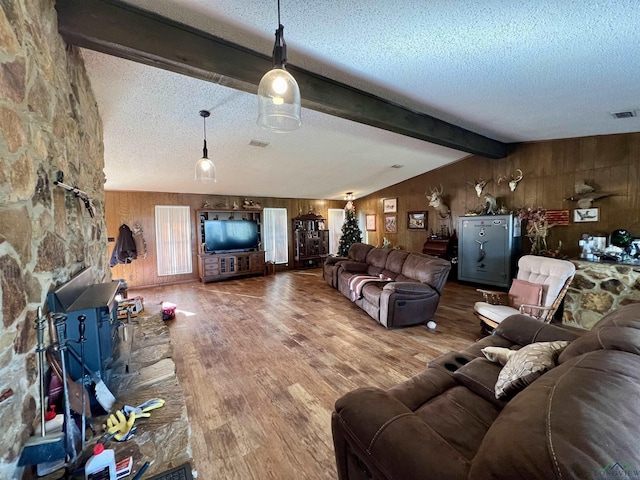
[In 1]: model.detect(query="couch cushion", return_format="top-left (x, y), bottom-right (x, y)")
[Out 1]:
top-left (559, 326), bottom-right (640, 363)
top-left (384, 250), bottom-right (409, 275)
top-left (559, 303), bottom-right (640, 363)
top-left (453, 358), bottom-right (508, 409)
top-left (401, 254), bottom-right (450, 288)
top-left (494, 341), bottom-right (569, 399)
top-left (470, 350), bottom-right (640, 479)
top-left (365, 248), bottom-right (390, 276)
top-left (361, 283), bottom-right (383, 306)
top-left (348, 243), bottom-right (374, 263)
top-left (413, 386), bottom-right (502, 465)
top-left (474, 302), bottom-right (520, 325)
top-left (493, 314), bottom-right (583, 345)
top-left (590, 302), bottom-right (640, 332)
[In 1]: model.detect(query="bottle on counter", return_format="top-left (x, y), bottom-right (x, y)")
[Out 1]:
top-left (85, 443), bottom-right (117, 480)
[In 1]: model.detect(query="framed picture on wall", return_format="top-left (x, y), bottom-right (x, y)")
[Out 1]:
top-left (407, 211), bottom-right (427, 230)
top-left (366, 214), bottom-right (376, 231)
top-left (383, 198), bottom-right (397, 213)
top-left (385, 215), bottom-right (397, 233)
top-left (574, 208), bottom-right (599, 222)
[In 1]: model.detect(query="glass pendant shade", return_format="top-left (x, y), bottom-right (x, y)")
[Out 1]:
top-left (257, 67), bottom-right (301, 132)
top-left (195, 153), bottom-right (216, 182)
top-left (195, 109), bottom-right (216, 182)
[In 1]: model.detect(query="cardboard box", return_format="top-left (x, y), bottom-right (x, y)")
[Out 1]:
top-left (117, 296), bottom-right (144, 319)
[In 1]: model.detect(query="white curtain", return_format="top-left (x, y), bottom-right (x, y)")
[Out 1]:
top-left (263, 208), bottom-right (288, 264)
top-left (328, 208), bottom-right (345, 255)
top-left (358, 211), bottom-right (367, 244)
top-left (155, 205), bottom-right (192, 276)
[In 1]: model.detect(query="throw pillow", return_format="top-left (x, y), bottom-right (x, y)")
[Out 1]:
top-left (508, 279), bottom-right (543, 315)
top-left (494, 341), bottom-right (570, 399)
top-left (481, 346), bottom-right (516, 366)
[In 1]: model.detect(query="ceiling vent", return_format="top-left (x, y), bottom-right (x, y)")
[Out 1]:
top-left (249, 139), bottom-right (270, 148)
top-left (610, 111), bottom-right (637, 119)
top-left (390, 164), bottom-right (404, 169)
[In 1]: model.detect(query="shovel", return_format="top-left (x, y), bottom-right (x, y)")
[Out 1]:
top-left (17, 307), bottom-right (66, 466)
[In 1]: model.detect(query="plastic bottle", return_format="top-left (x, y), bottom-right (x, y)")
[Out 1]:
top-left (85, 443), bottom-right (117, 480)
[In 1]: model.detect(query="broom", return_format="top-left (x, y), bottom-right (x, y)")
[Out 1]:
top-left (18, 307), bottom-right (66, 466)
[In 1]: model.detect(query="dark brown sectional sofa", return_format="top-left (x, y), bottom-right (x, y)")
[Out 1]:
top-left (332, 303), bottom-right (640, 480)
top-left (323, 243), bottom-right (451, 328)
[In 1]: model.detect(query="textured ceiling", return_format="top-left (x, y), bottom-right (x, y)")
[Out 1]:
top-left (81, 0), bottom-right (640, 200)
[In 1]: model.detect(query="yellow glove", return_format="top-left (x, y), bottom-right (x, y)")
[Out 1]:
top-left (105, 410), bottom-right (136, 441)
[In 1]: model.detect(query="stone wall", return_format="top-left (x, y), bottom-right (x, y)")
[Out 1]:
top-left (563, 260), bottom-right (640, 329)
top-left (0, 1), bottom-right (107, 477)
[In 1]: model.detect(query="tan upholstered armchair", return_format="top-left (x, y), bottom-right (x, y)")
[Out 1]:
top-left (475, 255), bottom-right (576, 333)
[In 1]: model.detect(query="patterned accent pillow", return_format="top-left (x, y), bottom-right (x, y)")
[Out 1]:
top-left (481, 346), bottom-right (516, 366)
top-left (495, 341), bottom-right (570, 399)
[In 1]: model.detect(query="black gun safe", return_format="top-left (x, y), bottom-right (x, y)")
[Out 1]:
top-left (457, 215), bottom-right (521, 288)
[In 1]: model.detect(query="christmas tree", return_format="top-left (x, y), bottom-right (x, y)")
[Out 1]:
top-left (338, 201), bottom-right (362, 257)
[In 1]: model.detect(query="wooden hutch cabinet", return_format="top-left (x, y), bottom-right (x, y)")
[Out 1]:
top-left (292, 213), bottom-right (329, 269)
top-left (196, 208), bottom-right (265, 283)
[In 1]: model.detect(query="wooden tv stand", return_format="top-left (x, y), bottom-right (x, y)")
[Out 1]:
top-left (197, 251), bottom-right (266, 283)
top-left (195, 208), bottom-right (265, 283)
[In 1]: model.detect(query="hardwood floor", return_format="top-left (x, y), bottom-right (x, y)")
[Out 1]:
top-left (129, 269), bottom-right (481, 479)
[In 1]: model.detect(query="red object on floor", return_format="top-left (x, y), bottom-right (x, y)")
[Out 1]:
top-left (161, 301), bottom-right (176, 321)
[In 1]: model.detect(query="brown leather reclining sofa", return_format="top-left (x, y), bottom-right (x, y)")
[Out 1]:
top-left (332, 303), bottom-right (640, 479)
top-left (323, 243), bottom-right (451, 328)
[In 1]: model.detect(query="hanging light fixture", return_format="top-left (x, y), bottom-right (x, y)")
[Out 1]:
top-left (344, 192), bottom-right (355, 201)
top-left (257, 0), bottom-right (301, 133)
top-left (195, 110), bottom-right (216, 182)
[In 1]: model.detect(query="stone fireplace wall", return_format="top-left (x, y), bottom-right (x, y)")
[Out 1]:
top-left (0, 1), bottom-right (107, 477)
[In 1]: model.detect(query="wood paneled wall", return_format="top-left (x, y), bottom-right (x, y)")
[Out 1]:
top-left (357, 132), bottom-right (640, 258)
top-left (107, 132), bottom-right (640, 287)
top-left (105, 191), bottom-right (344, 287)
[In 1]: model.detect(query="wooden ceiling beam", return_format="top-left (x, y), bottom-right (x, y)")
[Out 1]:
top-left (55, 0), bottom-right (508, 159)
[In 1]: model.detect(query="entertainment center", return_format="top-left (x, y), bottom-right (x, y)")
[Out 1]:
top-left (196, 208), bottom-right (265, 283)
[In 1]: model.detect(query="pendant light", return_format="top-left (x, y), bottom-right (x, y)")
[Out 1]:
top-left (257, 0), bottom-right (301, 133)
top-left (195, 110), bottom-right (216, 182)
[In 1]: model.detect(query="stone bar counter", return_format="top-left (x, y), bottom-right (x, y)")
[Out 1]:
top-left (562, 259), bottom-right (640, 330)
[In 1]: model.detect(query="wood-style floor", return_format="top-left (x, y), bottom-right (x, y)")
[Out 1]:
top-left (129, 269), bottom-right (481, 479)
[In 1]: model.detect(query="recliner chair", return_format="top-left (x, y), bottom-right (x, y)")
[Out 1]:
top-left (474, 255), bottom-right (575, 332)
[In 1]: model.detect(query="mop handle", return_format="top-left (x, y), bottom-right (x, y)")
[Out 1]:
top-left (36, 307), bottom-right (46, 437)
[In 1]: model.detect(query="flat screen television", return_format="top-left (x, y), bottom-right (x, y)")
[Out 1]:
top-left (204, 219), bottom-right (259, 253)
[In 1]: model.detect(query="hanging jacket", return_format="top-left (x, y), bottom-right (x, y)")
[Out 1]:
top-left (110, 224), bottom-right (137, 267)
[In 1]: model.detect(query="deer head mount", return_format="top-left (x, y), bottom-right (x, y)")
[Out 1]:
top-left (497, 169), bottom-right (524, 192)
top-left (468, 178), bottom-right (490, 197)
top-left (425, 185), bottom-right (450, 218)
